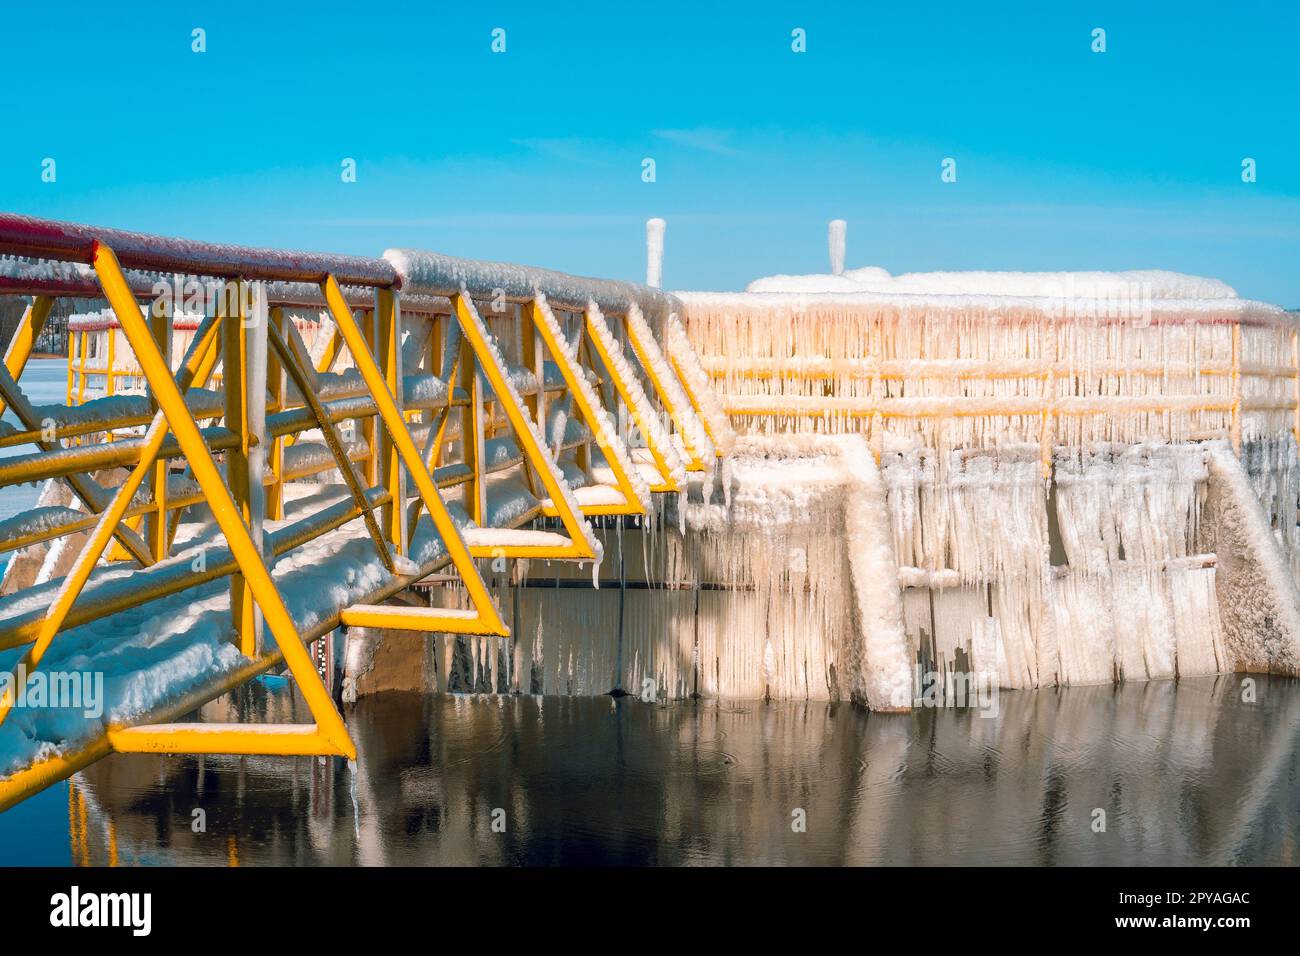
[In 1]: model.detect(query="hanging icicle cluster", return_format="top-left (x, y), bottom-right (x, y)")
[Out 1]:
top-left (674, 288), bottom-right (1300, 690)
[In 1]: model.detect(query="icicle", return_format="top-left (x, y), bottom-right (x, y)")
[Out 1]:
top-left (348, 759), bottom-right (360, 840)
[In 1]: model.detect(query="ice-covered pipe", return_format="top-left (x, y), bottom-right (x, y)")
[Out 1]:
top-left (828, 219), bottom-right (846, 276)
top-left (0, 212), bottom-right (396, 286)
top-left (384, 248), bottom-right (681, 324)
top-left (646, 218), bottom-right (666, 289)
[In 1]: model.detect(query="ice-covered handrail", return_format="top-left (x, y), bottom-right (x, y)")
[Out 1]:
top-left (676, 290), bottom-right (1292, 327)
top-left (385, 248), bottom-right (681, 321)
top-left (0, 213), bottom-right (396, 287)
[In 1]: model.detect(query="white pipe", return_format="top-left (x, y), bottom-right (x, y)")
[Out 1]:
top-left (646, 218), bottom-right (666, 289)
top-left (829, 219), bottom-right (846, 276)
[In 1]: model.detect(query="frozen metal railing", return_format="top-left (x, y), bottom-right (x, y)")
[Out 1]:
top-left (0, 213), bottom-right (733, 811)
top-left (676, 291), bottom-right (1300, 475)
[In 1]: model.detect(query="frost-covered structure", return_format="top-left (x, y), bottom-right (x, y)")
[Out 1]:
top-left (676, 265), bottom-right (1300, 688)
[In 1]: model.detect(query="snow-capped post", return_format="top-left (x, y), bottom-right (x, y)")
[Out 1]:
top-left (646, 218), bottom-right (666, 289)
top-left (828, 219), bottom-right (846, 276)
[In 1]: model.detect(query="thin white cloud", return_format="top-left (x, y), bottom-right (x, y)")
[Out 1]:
top-left (651, 128), bottom-right (742, 156)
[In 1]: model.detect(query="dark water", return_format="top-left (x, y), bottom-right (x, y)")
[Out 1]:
top-left (3, 675), bottom-right (1299, 866)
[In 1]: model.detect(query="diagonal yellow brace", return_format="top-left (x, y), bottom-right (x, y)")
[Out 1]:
top-left (93, 243), bottom-right (354, 759)
top-left (268, 319), bottom-right (395, 574)
top-left (320, 276), bottom-right (509, 636)
top-left (0, 362), bottom-right (155, 565)
top-left (584, 307), bottom-right (684, 493)
top-left (624, 305), bottom-right (715, 472)
top-left (451, 293), bottom-right (598, 556)
top-left (664, 313), bottom-right (736, 458)
top-left (530, 298), bottom-right (648, 515)
top-left (0, 314), bottom-right (221, 728)
top-left (0, 296), bottom-right (54, 418)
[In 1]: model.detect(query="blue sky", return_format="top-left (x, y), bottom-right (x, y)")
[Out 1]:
top-left (1, 1), bottom-right (1297, 304)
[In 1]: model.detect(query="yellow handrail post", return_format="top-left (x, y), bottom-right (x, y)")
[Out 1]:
top-left (360, 308), bottom-right (380, 488)
top-left (266, 306), bottom-right (287, 521)
top-left (376, 288), bottom-right (407, 553)
top-left (518, 302), bottom-right (542, 496)
top-left (1, 295), bottom-right (54, 418)
top-left (222, 280), bottom-right (260, 657)
top-left (76, 329), bottom-right (89, 405)
top-left (147, 300), bottom-right (172, 558)
top-left (459, 332), bottom-right (487, 525)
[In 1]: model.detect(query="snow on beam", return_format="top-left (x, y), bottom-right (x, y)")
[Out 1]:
top-left (385, 248), bottom-right (680, 321)
top-left (0, 213), bottom-right (397, 287)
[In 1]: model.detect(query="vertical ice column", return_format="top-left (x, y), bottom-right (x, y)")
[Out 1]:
top-left (836, 435), bottom-right (912, 710)
top-left (1203, 443), bottom-right (1300, 674)
top-left (828, 219), bottom-right (847, 276)
top-left (646, 218), bottom-right (666, 289)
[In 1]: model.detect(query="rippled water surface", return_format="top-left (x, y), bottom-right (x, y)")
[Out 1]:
top-left (3, 675), bottom-right (1299, 865)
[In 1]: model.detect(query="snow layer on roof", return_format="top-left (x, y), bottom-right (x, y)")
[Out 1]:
top-left (745, 265), bottom-right (1240, 300)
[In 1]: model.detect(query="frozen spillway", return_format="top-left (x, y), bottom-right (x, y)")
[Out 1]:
top-left (673, 260), bottom-right (1300, 689)
top-left (417, 435), bottom-right (911, 707)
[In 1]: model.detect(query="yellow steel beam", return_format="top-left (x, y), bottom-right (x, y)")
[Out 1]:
top-left (268, 318), bottom-right (395, 574)
top-left (266, 307), bottom-right (288, 520)
top-left (0, 296), bottom-right (54, 418)
top-left (583, 308), bottom-right (682, 493)
top-left (222, 281), bottom-right (259, 657)
top-left (531, 298), bottom-right (645, 515)
top-left (450, 293), bottom-right (597, 559)
top-left (94, 243), bottom-right (355, 759)
top-left (0, 313), bottom-right (220, 729)
top-left (321, 276), bottom-right (508, 636)
top-left (338, 604), bottom-right (501, 635)
top-left (376, 288), bottom-right (407, 553)
top-left (458, 333), bottom-right (486, 525)
top-left (623, 306), bottom-right (713, 472)
top-left (146, 304), bottom-right (172, 559)
top-left (0, 362), bottom-right (155, 565)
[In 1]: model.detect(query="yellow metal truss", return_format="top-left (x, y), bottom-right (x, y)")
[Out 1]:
top-left (622, 306), bottom-right (717, 473)
top-left (321, 277), bottom-right (512, 635)
top-left (442, 292), bottom-right (602, 559)
top-left (528, 297), bottom-right (650, 516)
top-left (581, 305), bottom-right (684, 494)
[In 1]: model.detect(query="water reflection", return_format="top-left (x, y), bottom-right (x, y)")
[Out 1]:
top-left (11, 676), bottom-right (1300, 865)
